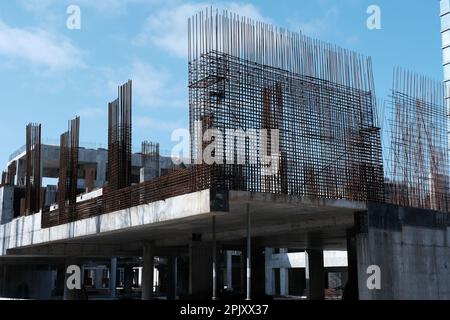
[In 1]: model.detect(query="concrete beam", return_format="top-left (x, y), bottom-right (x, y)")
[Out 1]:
top-left (142, 243), bottom-right (154, 300)
top-left (7, 243), bottom-right (139, 258)
top-left (189, 241), bottom-right (212, 298)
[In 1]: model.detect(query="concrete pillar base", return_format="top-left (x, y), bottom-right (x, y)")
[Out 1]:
top-left (189, 242), bottom-right (212, 299)
top-left (305, 249), bottom-right (325, 300)
top-left (142, 243), bottom-right (154, 300)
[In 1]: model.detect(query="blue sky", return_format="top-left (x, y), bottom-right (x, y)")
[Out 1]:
top-left (0, 0), bottom-right (443, 168)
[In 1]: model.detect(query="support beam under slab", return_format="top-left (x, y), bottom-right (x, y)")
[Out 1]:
top-left (344, 231), bottom-right (359, 300)
top-left (265, 248), bottom-right (274, 296)
top-left (226, 251), bottom-right (233, 291)
top-left (246, 204), bottom-right (251, 300)
top-left (305, 249), bottom-right (325, 300)
top-left (124, 265), bottom-right (134, 295)
top-left (110, 257), bottom-right (117, 299)
top-left (142, 243), bottom-right (154, 300)
top-left (189, 241), bottom-right (212, 299)
top-left (279, 249), bottom-right (289, 296)
top-left (167, 257), bottom-right (177, 300)
top-left (212, 216), bottom-right (217, 300)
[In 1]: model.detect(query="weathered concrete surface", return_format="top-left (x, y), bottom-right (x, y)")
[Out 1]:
top-left (1, 190), bottom-right (364, 258)
top-left (266, 250), bottom-right (347, 269)
top-left (0, 189), bottom-right (211, 256)
top-left (356, 204), bottom-right (450, 300)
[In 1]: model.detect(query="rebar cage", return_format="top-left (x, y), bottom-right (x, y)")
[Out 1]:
top-left (188, 10), bottom-right (385, 202)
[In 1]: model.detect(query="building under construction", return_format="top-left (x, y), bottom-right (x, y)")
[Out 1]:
top-left (0, 9), bottom-right (449, 300)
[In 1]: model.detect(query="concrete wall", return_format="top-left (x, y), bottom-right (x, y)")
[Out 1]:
top-left (266, 250), bottom-right (347, 269)
top-left (356, 204), bottom-right (450, 300)
top-left (0, 187), bottom-right (14, 225)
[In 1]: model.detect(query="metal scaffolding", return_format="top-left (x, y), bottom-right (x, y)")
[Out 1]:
top-left (385, 68), bottom-right (450, 212)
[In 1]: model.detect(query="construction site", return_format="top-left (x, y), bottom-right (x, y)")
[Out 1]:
top-left (0, 7), bottom-right (449, 300)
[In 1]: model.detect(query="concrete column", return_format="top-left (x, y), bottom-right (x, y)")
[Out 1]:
top-left (110, 257), bottom-right (117, 299)
top-left (167, 257), bottom-right (177, 300)
top-left (96, 161), bottom-right (106, 188)
top-left (95, 268), bottom-right (104, 289)
top-left (212, 216), bottom-right (217, 300)
top-left (265, 248), bottom-right (274, 296)
top-left (226, 251), bottom-right (233, 290)
top-left (250, 245), bottom-right (266, 299)
top-left (189, 242), bottom-right (212, 298)
top-left (240, 252), bottom-right (245, 293)
top-left (345, 231), bottom-right (359, 300)
top-left (280, 248), bottom-right (289, 296)
top-left (14, 160), bottom-right (19, 186)
top-left (16, 159), bottom-right (25, 186)
top-left (54, 265), bottom-right (65, 297)
top-left (0, 264), bottom-right (5, 297)
top-left (124, 265), bottom-right (134, 295)
top-left (142, 243), bottom-right (154, 300)
top-left (305, 249), bottom-right (325, 300)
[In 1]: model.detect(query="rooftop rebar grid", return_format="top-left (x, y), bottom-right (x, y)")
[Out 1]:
top-left (39, 11), bottom-right (450, 227)
top-left (23, 123), bottom-right (41, 215)
top-left (385, 69), bottom-right (450, 212)
top-left (188, 10), bottom-right (385, 202)
top-left (142, 141), bottom-right (160, 178)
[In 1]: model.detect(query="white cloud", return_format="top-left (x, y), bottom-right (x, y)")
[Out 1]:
top-left (288, 5), bottom-right (340, 38)
top-left (106, 60), bottom-right (187, 109)
top-left (135, 2), bottom-right (267, 58)
top-left (19, 0), bottom-right (168, 16)
top-left (78, 107), bottom-right (104, 118)
top-left (135, 116), bottom-right (184, 131)
top-left (0, 19), bottom-right (83, 71)
top-left (17, 0), bottom-right (54, 13)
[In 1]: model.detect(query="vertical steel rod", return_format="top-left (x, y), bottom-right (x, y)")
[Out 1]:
top-left (212, 215), bottom-right (217, 300)
top-left (246, 203), bottom-right (251, 300)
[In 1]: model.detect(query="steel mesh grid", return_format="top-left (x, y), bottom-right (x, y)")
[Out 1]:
top-left (189, 51), bottom-right (384, 202)
top-left (385, 69), bottom-right (450, 212)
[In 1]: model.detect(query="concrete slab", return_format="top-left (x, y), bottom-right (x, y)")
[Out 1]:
top-left (1, 190), bottom-right (364, 258)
